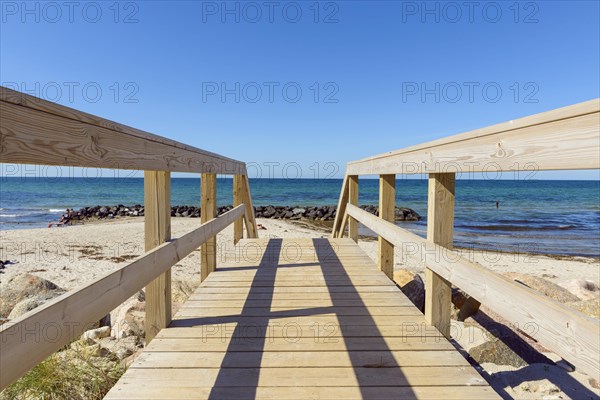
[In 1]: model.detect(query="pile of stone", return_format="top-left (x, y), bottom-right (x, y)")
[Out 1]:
top-left (69, 204), bottom-right (421, 222)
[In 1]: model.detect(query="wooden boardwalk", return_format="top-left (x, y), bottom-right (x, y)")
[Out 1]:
top-left (105, 238), bottom-right (499, 400)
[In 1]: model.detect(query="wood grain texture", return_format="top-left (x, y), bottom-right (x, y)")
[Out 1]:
top-left (105, 238), bottom-right (497, 400)
top-left (0, 87), bottom-right (246, 174)
top-left (424, 173), bottom-right (454, 338)
top-left (346, 204), bottom-right (600, 378)
top-left (242, 174), bottom-right (258, 238)
top-left (233, 175), bottom-right (244, 244)
top-left (346, 99), bottom-right (600, 174)
top-left (144, 171), bottom-right (172, 343)
top-left (331, 174), bottom-right (349, 237)
top-left (348, 175), bottom-right (359, 242)
top-left (0, 205), bottom-right (245, 390)
top-left (201, 173), bottom-right (217, 281)
top-left (378, 174), bottom-right (395, 279)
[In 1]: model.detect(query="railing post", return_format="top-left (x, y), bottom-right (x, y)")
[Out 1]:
top-left (233, 174), bottom-right (244, 244)
top-left (425, 172), bottom-right (455, 338)
top-left (242, 174), bottom-right (258, 238)
top-left (201, 172), bottom-right (217, 281)
top-left (378, 174), bottom-right (395, 279)
top-left (348, 175), bottom-right (359, 242)
top-left (144, 170), bottom-right (172, 343)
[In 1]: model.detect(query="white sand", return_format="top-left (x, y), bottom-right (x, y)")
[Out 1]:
top-left (1, 217), bottom-right (599, 399)
top-left (2, 217), bottom-right (596, 292)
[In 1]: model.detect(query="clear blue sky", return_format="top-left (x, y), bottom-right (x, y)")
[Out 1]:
top-left (1, 0), bottom-right (599, 179)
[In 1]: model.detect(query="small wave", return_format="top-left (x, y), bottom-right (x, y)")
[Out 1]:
top-left (0, 214), bottom-right (19, 218)
top-left (460, 224), bottom-right (578, 232)
top-left (49, 209), bottom-right (66, 213)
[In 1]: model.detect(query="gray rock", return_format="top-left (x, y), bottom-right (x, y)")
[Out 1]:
top-left (7, 292), bottom-right (62, 319)
top-left (469, 339), bottom-right (527, 367)
top-left (393, 270), bottom-right (424, 312)
top-left (0, 274), bottom-right (64, 318)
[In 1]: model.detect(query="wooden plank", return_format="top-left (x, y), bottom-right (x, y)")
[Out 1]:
top-left (378, 174), bottom-right (395, 279)
top-left (175, 306), bottom-right (423, 317)
top-left (157, 322), bottom-right (445, 338)
top-left (348, 175), bottom-right (359, 242)
top-left (200, 173), bottom-right (217, 281)
top-left (105, 385), bottom-right (500, 400)
top-left (0, 205), bottom-right (245, 390)
top-left (144, 171), bottom-right (172, 343)
top-left (0, 86), bottom-right (245, 174)
top-left (187, 291), bottom-right (402, 301)
top-left (179, 298), bottom-right (414, 307)
top-left (346, 204), bottom-right (600, 378)
top-left (106, 366), bottom-right (488, 387)
top-left (242, 174), bottom-right (258, 238)
top-left (331, 174), bottom-right (349, 237)
top-left (424, 173), bottom-right (454, 338)
top-left (169, 313), bottom-right (442, 327)
top-left (146, 336), bottom-right (456, 352)
top-left (233, 175), bottom-right (244, 244)
top-left (347, 98), bottom-right (600, 174)
top-left (132, 350), bottom-right (470, 368)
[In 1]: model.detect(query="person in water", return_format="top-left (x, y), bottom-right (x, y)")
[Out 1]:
top-left (48, 209), bottom-right (72, 228)
top-left (496, 200), bottom-right (500, 208)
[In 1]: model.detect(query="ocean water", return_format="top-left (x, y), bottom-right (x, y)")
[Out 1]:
top-left (0, 178), bottom-right (598, 257)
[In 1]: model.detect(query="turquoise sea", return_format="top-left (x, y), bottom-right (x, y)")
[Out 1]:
top-left (0, 178), bottom-right (598, 257)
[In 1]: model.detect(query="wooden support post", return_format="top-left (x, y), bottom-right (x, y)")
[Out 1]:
top-left (233, 175), bottom-right (243, 244)
top-left (241, 174), bottom-right (258, 238)
top-left (425, 172), bottom-right (455, 338)
top-left (378, 174), bottom-right (395, 279)
top-left (201, 173), bottom-right (217, 281)
top-left (348, 175), bottom-right (359, 242)
top-left (144, 170), bottom-right (172, 343)
top-left (332, 175), bottom-right (349, 238)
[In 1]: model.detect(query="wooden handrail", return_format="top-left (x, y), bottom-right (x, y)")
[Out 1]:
top-left (332, 100), bottom-right (600, 380)
top-left (346, 204), bottom-right (600, 378)
top-left (347, 98), bottom-right (600, 175)
top-left (0, 205), bottom-right (245, 390)
top-left (0, 86), bottom-right (245, 174)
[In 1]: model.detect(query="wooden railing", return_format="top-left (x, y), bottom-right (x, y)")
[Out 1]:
top-left (332, 98), bottom-right (600, 378)
top-left (0, 87), bottom-right (258, 389)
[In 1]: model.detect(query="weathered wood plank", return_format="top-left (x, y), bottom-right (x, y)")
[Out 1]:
top-left (348, 175), bottom-right (359, 242)
top-left (347, 99), bottom-right (600, 174)
top-left (378, 174), bottom-right (395, 279)
top-left (105, 385), bottom-right (500, 400)
top-left (201, 173), bottom-right (217, 281)
top-left (0, 86), bottom-right (245, 174)
top-left (146, 336), bottom-right (455, 352)
top-left (346, 204), bottom-right (600, 378)
top-left (331, 174), bottom-right (349, 237)
top-left (233, 175), bottom-right (244, 244)
top-left (108, 366), bottom-right (488, 387)
top-left (242, 174), bottom-right (258, 238)
top-left (0, 205), bottom-right (244, 390)
top-left (132, 350), bottom-right (470, 368)
top-left (144, 171), bottom-right (172, 343)
top-left (424, 173), bottom-right (454, 338)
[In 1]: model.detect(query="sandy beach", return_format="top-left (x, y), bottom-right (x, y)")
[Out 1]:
top-left (1, 218), bottom-right (597, 294)
top-left (1, 218), bottom-right (599, 400)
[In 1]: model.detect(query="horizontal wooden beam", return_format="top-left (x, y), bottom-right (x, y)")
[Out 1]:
top-left (347, 99), bottom-right (600, 175)
top-left (0, 204), bottom-right (245, 390)
top-left (0, 86), bottom-right (245, 174)
top-left (346, 204), bottom-right (600, 378)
